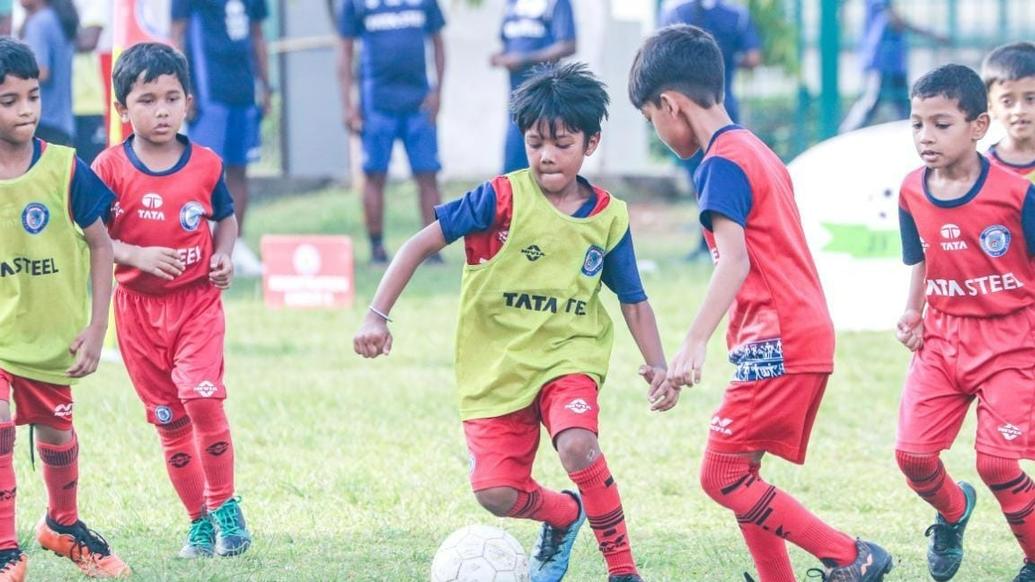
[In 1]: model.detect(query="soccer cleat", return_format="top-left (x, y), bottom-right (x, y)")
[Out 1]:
top-left (1014, 560), bottom-right (1035, 582)
top-left (925, 481), bottom-right (977, 581)
top-left (177, 514), bottom-right (215, 559)
top-left (210, 497), bottom-right (252, 557)
top-left (36, 515), bottom-right (130, 578)
top-left (608, 575), bottom-right (643, 582)
top-left (370, 244), bottom-right (390, 265)
top-left (805, 539), bottom-right (893, 582)
top-left (529, 490), bottom-right (586, 582)
top-left (0, 549), bottom-right (26, 582)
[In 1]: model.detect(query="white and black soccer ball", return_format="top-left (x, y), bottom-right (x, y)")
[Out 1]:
top-left (430, 524), bottom-right (529, 582)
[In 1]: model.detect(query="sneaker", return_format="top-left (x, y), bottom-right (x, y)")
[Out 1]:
top-left (210, 497), bottom-right (252, 557)
top-left (0, 549), bottom-right (26, 582)
top-left (36, 515), bottom-right (130, 578)
top-left (232, 240), bottom-right (264, 277)
top-left (529, 491), bottom-right (585, 582)
top-left (926, 481), bottom-right (977, 581)
top-left (1014, 560), bottom-right (1035, 582)
top-left (178, 514), bottom-right (215, 559)
top-left (371, 244), bottom-right (390, 265)
top-left (608, 575), bottom-right (643, 582)
top-left (805, 539), bottom-right (893, 582)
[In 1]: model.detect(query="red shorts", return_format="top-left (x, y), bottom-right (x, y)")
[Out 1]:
top-left (0, 369), bottom-right (73, 430)
top-left (115, 281), bottom-right (227, 427)
top-left (897, 307), bottom-right (1035, 459)
top-left (707, 373), bottom-right (828, 464)
top-left (462, 374), bottom-right (600, 492)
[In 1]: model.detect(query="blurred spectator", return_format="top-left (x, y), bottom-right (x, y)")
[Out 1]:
top-left (171, 0), bottom-right (270, 277)
top-left (337, 0), bottom-right (446, 265)
top-left (492, 0), bottom-right (576, 173)
top-left (20, 0), bottom-right (78, 146)
top-left (72, 0), bottom-right (110, 164)
top-left (0, 0), bottom-right (11, 36)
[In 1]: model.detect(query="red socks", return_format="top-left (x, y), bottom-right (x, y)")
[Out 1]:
top-left (0, 423), bottom-right (15, 550)
top-left (700, 451), bottom-right (858, 569)
top-left (506, 483), bottom-right (579, 529)
top-left (896, 450), bottom-right (967, 523)
top-left (739, 522), bottom-right (795, 582)
top-left (156, 416), bottom-right (206, 520)
top-left (569, 455), bottom-right (637, 576)
top-left (37, 432), bottom-right (79, 526)
top-left (183, 399), bottom-right (235, 510)
top-left (977, 453), bottom-right (1035, 560)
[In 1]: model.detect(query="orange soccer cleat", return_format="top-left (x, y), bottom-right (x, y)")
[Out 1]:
top-left (36, 515), bottom-right (130, 578)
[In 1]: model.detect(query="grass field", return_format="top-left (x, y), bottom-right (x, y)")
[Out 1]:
top-left (17, 182), bottom-right (1026, 581)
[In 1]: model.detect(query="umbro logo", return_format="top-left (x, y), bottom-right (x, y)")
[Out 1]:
top-left (522, 245), bottom-right (544, 261)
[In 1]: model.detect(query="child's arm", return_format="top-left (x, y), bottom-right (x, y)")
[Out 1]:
top-left (111, 240), bottom-right (185, 281)
top-left (67, 219), bottom-right (114, 377)
top-left (668, 215), bottom-right (750, 389)
top-left (621, 301), bottom-right (679, 411)
top-left (896, 262), bottom-right (926, 351)
top-left (354, 222), bottom-right (448, 358)
top-left (209, 215), bottom-right (239, 290)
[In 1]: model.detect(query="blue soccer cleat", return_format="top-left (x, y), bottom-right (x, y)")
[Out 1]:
top-left (529, 491), bottom-right (585, 582)
top-left (210, 497), bottom-right (252, 557)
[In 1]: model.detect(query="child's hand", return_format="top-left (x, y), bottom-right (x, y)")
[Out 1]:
top-left (354, 314), bottom-right (393, 358)
top-left (132, 246), bottom-right (184, 280)
top-left (668, 339), bottom-right (707, 389)
top-left (67, 323), bottom-right (106, 377)
top-left (640, 364), bottom-right (680, 412)
top-left (896, 309), bottom-right (924, 351)
top-left (209, 252), bottom-right (234, 289)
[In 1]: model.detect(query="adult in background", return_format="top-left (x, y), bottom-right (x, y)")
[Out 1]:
top-left (20, 0), bottom-right (78, 146)
top-left (492, 0), bottom-right (575, 174)
top-left (337, 0), bottom-right (446, 265)
top-left (171, 0), bottom-right (270, 277)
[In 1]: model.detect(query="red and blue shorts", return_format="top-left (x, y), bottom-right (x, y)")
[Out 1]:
top-left (463, 374), bottom-right (599, 492)
top-left (115, 281), bottom-right (228, 428)
top-left (897, 307), bottom-right (1035, 459)
top-left (707, 373), bottom-right (829, 464)
top-left (0, 369), bottom-right (73, 430)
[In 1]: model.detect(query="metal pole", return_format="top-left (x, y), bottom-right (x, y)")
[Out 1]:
top-left (819, 0), bottom-right (841, 138)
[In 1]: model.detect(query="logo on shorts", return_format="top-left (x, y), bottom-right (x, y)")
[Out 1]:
top-left (522, 245), bottom-right (545, 261)
top-left (179, 201), bottom-right (205, 232)
top-left (565, 398), bottom-right (592, 414)
top-left (581, 245), bottom-right (605, 277)
top-left (194, 381), bottom-right (217, 398)
top-left (999, 423), bottom-right (1022, 441)
top-left (980, 225), bottom-right (1011, 258)
top-left (21, 202), bottom-right (49, 234)
top-left (710, 416), bottom-right (734, 436)
top-left (154, 406), bottom-right (173, 424)
top-left (52, 403), bottom-right (73, 419)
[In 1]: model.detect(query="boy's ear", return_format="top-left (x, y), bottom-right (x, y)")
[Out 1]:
top-left (658, 91), bottom-right (678, 115)
top-left (113, 101), bottom-right (129, 123)
top-left (971, 111), bottom-right (991, 142)
top-left (583, 131), bottom-right (601, 157)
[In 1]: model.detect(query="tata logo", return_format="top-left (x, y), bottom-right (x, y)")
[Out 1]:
top-left (142, 193), bottom-right (163, 209)
top-left (521, 245), bottom-right (544, 261)
top-left (939, 223), bottom-right (967, 251)
top-left (940, 224), bottom-right (960, 239)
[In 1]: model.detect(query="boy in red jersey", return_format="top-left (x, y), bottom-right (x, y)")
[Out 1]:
top-left (896, 64), bottom-right (1035, 582)
top-left (628, 25), bottom-right (892, 582)
top-left (92, 43), bottom-right (250, 559)
top-left (982, 42), bottom-right (1035, 184)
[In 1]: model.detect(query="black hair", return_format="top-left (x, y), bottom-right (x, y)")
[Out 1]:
top-left (0, 38), bottom-right (40, 84)
top-left (628, 24), bottom-right (724, 109)
top-left (48, 0), bottom-right (80, 42)
top-left (112, 43), bottom-right (191, 105)
top-left (982, 42), bottom-right (1035, 89)
top-left (911, 64), bottom-right (987, 121)
top-left (510, 62), bottom-right (610, 140)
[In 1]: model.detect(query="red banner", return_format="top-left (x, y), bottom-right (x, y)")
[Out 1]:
top-left (261, 236), bottom-right (356, 310)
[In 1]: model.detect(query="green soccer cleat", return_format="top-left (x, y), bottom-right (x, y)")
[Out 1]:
top-left (210, 497), bottom-right (252, 557)
top-left (1014, 560), bottom-right (1035, 582)
top-left (926, 481), bottom-right (977, 581)
top-left (177, 515), bottom-right (215, 559)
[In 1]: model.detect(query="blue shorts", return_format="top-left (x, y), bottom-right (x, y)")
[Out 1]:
top-left (361, 106), bottom-right (440, 175)
top-left (189, 100), bottom-right (261, 167)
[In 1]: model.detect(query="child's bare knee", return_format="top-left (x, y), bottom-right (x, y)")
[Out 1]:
top-left (474, 487), bottom-right (518, 517)
top-left (556, 429), bottom-right (599, 472)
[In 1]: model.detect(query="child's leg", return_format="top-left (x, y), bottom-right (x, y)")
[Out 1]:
top-left (739, 520), bottom-right (795, 582)
top-left (155, 414), bottom-right (206, 520)
top-left (894, 450), bottom-right (966, 522)
top-left (0, 376), bottom-right (16, 551)
top-left (976, 453), bottom-right (1035, 560)
top-left (12, 380), bottom-right (79, 527)
top-left (182, 399), bottom-right (234, 511)
top-left (473, 485), bottom-right (579, 528)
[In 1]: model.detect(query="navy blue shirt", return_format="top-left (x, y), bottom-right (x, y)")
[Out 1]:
top-left (30, 140), bottom-right (114, 228)
top-left (22, 7), bottom-right (75, 136)
top-left (339, 0), bottom-right (445, 114)
top-left (859, 0), bottom-right (906, 74)
top-left (172, 0), bottom-right (268, 106)
top-left (501, 0), bottom-right (576, 90)
top-left (693, 126), bottom-right (754, 230)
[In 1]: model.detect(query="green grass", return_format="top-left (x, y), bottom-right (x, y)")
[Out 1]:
top-left (19, 182), bottom-right (1023, 580)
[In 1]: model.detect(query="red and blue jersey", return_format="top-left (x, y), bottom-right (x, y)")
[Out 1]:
top-left (27, 139), bottom-right (114, 229)
top-left (694, 125), bottom-right (834, 380)
top-left (988, 143), bottom-right (1035, 183)
top-left (899, 155), bottom-right (1035, 317)
top-left (93, 135), bottom-right (234, 295)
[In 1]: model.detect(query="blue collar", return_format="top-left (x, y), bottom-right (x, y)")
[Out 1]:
top-left (922, 153), bottom-right (990, 208)
top-left (123, 134), bottom-right (192, 176)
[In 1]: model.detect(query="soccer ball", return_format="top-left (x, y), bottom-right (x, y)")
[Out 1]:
top-left (430, 524), bottom-right (530, 582)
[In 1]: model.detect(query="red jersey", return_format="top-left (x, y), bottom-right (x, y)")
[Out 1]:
top-left (988, 143), bottom-right (1035, 185)
top-left (898, 156), bottom-right (1035, 317)
top-left (695, 126), bottom-right (834, 380)
top-left (94, 136), bottom-right (234, 295)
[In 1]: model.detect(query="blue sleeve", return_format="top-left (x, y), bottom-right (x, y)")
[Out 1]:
top-left (70, 158), bottom-right (115, 229)
top-left (898, 206), bottom-right (925, 265)
top-left (171, 0), bottom-right (191, 21)
top-left (696, 157), bottom-right (753, 231)
top-left (338, 0), bottom-right (361, 37)
top-left (601, 228), bottom-right (647, 304)
top-left (434, 182), bottom-right (498, 243)
top-left (1022, 186), bottom-right (1035, 256)
top-left (426, 0), bottom-right (446, 34)
top-left (738, 11), bottom-right (761, 52)
top-left (210, 174), bottom-right (235, 221)
top-left (247, 0), bottom-right (268, 21)
top-left (549, 0), bottom-right (576, 42)
top-left (22, 17), bottom-right (52, 73)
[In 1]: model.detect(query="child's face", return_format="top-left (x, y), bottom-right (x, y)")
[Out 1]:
top-left (988, 77), bottom-right (1035, 143)
top-left (640, 95), bottom-right (699, 159)
top-left (116, 73), bottom-right (190, 145)
top-left (523, 120), bottom-right (599, 195)
top-left (0, 75), bottom-right (40, 146)
top-left (910, 95), bottom-right (989, 170)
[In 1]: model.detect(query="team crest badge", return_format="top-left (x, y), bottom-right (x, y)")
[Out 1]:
top-left (154, 406), bottom-right (173, 424)
top-left (21, 202), bottom-right (49, 234)
top-left (979, 225), bottom-right (1011, 258)
top-left (581, 245), bottom-right (605, 276)
top-left (179, 201), bottom-right (205, 232)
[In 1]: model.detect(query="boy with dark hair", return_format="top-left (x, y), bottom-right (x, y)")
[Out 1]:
top-left (0, 37), bottom-right (129, 580)
top-left (629, 25), bottom-right (891, 582)
top-left (94, 42), bottom-right (249, 559)
top-left (896, 63), bottom-right (1035, 582)
top-left (982, 42), bottom-right (1035, 184)
top-left (355, 62), bottom-right (676, 582)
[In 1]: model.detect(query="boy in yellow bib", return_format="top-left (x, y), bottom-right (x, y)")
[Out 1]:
top-left (354, 63), bottom-right (675, 582)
